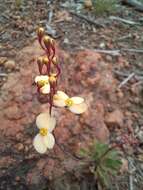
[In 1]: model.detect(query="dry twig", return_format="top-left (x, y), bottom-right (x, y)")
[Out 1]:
top-left (92, 48), bottom-right (143, 56)
top-left (128, 157), bottom-right (136, 190)
top-left (118, 73), bottom-right (135, 88)
top-left (121, 0), bottom-right (143, 12)
top-left (109, 16), bottom-right (140, 25)
top-left (93, 49), bottom-right (120, 56)
top-left (0, 73), bottom-right (8, 77)
top-left (69, 11), bottom-right (105, 28)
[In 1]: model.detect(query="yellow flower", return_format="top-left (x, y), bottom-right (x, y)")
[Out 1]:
top-left (33, 112), bottom-right (56, 154)
top-left (35, 75), bottom-right (50, 94)
top-left (53, 91), bottom-right (87, 114)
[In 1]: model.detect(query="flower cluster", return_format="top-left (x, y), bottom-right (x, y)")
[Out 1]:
top-left (33, 28), bottom-right (87, 154)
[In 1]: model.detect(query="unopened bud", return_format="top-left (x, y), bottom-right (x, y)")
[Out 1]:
top-left (43, 36), bottom-right (50, 45)
top-left (37, 57), bottom-right (43, 64)
top-left (52, 56), bottom-right (57, 64)
top-left (42, 57), bottom-right (49, 64)
top-left (49, 74), bottom-right (57, 83)
top-left (43, 35), bottom-right (54, 48)
top-left (37, 28), bottom-right (44, 38)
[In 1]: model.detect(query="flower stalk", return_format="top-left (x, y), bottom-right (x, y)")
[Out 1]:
top-left (33, 27), bottom-right (87, 154)
top-left (36, 27), bottom-right (61, 115)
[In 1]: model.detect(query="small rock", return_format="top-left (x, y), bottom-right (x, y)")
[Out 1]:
top-left (134, 97), bottom-right (140, 104)
top-left (63, 38), bottom-right (69, 44)
top-left (120, 158), bottom-right (128, 173)
top-left (116, 89), bottom-right (124, 99)
top-left (16, 133), bottom-right (23, 141)
top-left (106, 55), bottom-right (112, 62)
top-left (99, 42), bottom-right (105, 48)
top-left (15, 176), bottom-right (20, 181)
top-left (105, 109), bottom-right (124, 127)
top-left (15, 143), bottom-right (24, 151)
top-left (124, 111), bottom-right (132, 117)
top-left (137, 130), bottom-right (143, 143)
top-left (24, 145), bottom-right (29, 152)
top-left (27, 25), bottom-right (33, 33)
top-left (4, 60), bottom-right (16, 70)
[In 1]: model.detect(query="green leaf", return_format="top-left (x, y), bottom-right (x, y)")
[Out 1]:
top-left (105, 149), bottom-right (121, 159)
top-left (97, 166), bottom-right (110, 187)
top-left (91, 142), bottom-right (109, 160)
top-left (103, 158), bottom-right (122, 171)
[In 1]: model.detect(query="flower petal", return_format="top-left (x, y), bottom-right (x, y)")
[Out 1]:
top-left (33, 134), bottom-right (47, 154)
top-left (40, 84), bottom-right (50, 94)
top-left (43, 133), bottom-right (55, 149)
top-left (35, 75), bottom-right (49, 83)
top-left (70, 97), bottom-right (84, 104)
top-left (68, 102), bottom-right (87, 114)
top-left (53, 99), bottom-right (66, 107)
top-left (36, 112), bottom-right (49, 129)
top-left (36, 112), bottom-right (56, 131)
top-left (53, 91), bottom-right (69, 107)
top-left (57, 91), bottom-right (69, 100)
top-left (48, 116), bottom-right (56, 132)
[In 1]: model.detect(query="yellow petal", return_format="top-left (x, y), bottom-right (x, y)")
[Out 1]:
top-left (33, 134), bottom-right (47, 154)
top-left (68, 102), bottom-right (87, 114)
top-left (43, 133), bottom-right (55, 149)
top-left (53, 91), bottom-right (69, 107)
top-left (36, 112), bottom-right (56, 132)
top-left (40, 84), bottom-right (50, 94)
top-left (35, 75), bottom-right (49, 83)
top-left (70, 97), bottom-right (84, 104)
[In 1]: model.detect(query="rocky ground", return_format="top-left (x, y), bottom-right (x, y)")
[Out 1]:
top-left (0, 0), bottom-right (143, 190)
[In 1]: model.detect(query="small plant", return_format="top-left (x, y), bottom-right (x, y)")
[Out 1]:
top-left (33, 28), bottom-right (87, 154)
top-left (92, 0), bottom-right (118, 15)
top-left (80, 141), bottom-right (122, 188)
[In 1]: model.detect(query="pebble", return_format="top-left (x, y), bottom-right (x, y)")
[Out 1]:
top-left (15, 143), bottom-right (24, 151)
top-left (137, 130), bottom-right (143, 143)
top-left (105, 109), bottom-right (124, 127)
top-left (15, 176), bottom-right (20, 182)
top-left (106, 55), bottom-right (113, 62)
top-left (4, 60), bottom-right (16, 70)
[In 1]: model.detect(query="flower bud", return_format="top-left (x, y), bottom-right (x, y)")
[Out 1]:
top-left (49, 74), bottom-right (57, 83)
top-left (42, 57), bottom-right (49, 64)
top-left (52, 56), bottom-right (57, 64)
top-left (43, 36), bottom-right (50, 46)
top-left (37, 57), bottom-right (43, 64)
top-left (37, 28), bottom-right (44, 38)
top-left (43, 36), bottom-right (54, 48)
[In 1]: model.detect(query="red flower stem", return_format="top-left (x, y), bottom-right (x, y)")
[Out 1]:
top-left (55, 64), bottom-right (61, 77)
top-left (37, 33), bottom-right (61, 115)
top-left (37, 62), bottom-right (43, 74)
top-left (49, 87), bottom-right (54, 115)
top-left (38, 38), bottom-right (46, 51)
